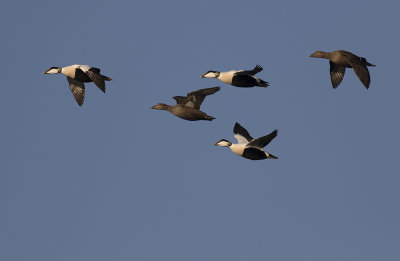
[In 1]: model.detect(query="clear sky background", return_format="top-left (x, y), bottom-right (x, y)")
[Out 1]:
top-left (1, 0), bottom-right (399, 260)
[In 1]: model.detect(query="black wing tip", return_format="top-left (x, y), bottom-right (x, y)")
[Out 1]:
top-left (234, 122), bottom-right (242, 130)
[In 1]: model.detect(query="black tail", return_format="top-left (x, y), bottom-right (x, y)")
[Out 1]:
top-left (267, 153), bottom-right (278, 159)
top-left (102, 75), bottom-right (112, 81)
top-left (361, 57), bottom-right (375, 67)
top-left (258, 79), bottom-right (269, 87)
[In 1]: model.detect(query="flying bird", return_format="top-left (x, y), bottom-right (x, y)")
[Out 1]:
top-left (43, 64), bottom-right (112, 106)
top-left (309, 50), bottom-right (375, 89)
top-left (151, 86), bottom-right (220, 121)
top-left (200, 65), bottom-right (269, 88)
top-left (214, 122), bottom-right (278, 160)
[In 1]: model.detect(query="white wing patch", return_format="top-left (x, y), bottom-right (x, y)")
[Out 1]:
top-left (78, 65), bottom-right (92, 72)
top-left (234, 133), bottom-right (251, 145)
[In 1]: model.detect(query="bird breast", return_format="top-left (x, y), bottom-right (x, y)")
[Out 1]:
top-left (229, 144), bottom-right (245, 156)
top-left (218, 71), bottom-right (235, 84)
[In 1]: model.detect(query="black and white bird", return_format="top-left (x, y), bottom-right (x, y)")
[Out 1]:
top-left (43, 64), bottom-right (112, 106)
top-left (214, 122), bottom-right (278, 160)
top-left (200, 65), bottom-right (269, 88)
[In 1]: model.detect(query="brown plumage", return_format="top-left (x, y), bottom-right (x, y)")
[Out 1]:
top-left (150, 86), bottom-right (220, 121)
top-left (310, 50), bottom-right (375, 89)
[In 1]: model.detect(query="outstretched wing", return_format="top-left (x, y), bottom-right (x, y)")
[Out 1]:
top-left (173, 96), bottom-right (188, 105)
top-left (233, 122), bottom-right (253, 144)
top-left (235, 64), bottom-right (263, 76)
top-left (248, 129), bottom-right (278, 148)
top-left (86, 69), bottom-right (106, 93)
top-left (185, 86), bottom-right (220, 109)
top-left (329, 61), bottom-right (346, 89)
top-left (67, 77), bottom-right (85, 106)
top-left (347, 57), bottom-right (371, 89)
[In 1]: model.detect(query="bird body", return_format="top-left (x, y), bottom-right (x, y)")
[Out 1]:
top-left (310, 50), bottom-right (375, 89)
top-left (214, 122), bottom-right (278, 160)
top-left (151, 86), bottom-right (220, 121)
top-left (43, 64), bottom-right (112, 106)
top-left (200, 65), bottom-right (269, 88)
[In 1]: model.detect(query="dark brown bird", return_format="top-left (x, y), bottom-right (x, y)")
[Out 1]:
top-left (150, 86), bottom-right (220, 121)
top-left (310, 50), bottom-right (375, 89)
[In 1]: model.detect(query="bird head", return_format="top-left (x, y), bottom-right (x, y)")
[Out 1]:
top-left (200, 71), bottom-right (220, 78)
top-left (213, 139), bottom-right (232, 147)
top-left (150, 103), bottom-right (169, 110)
top-left (43, 67), bottom-right (62, 74)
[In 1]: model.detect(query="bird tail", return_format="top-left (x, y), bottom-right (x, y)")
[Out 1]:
top-left (361, 57), bottom-right (375, 67)
top-left (267, 153), bottom-right (278, 159)
top-left (103, 75), bottom-right (112, 81)
top-left (258, 79), bottom-right (269, 88)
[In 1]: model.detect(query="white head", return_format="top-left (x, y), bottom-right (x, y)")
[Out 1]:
top-left (200, 71), bottom-right (220, 78)
top-left (43, 67), bottom-right (62, 74)
top-left (213, 139), bottom-right (232, 147)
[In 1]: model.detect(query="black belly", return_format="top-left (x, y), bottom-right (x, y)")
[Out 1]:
top-left (74, 69), bottom-right (92, 82)
top-left (242, 147), bottom-right (267, 160)
top-left (231, 75), bottom-right (258, 87)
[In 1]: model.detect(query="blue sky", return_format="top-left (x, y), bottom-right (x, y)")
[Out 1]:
top-left (1, 0), bottom-right (400, 260)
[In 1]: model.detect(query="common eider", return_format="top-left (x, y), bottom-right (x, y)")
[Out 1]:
top-left (200, 65), bottom-right (269, 88)
top-left (309, 50), bottom-right (375, 89)
top-left (214, 122), bottom-right (278, 160)
top-left (43, 64), bottom-right (112, 106)
top-left (151, 86), bottom-right (220, 121)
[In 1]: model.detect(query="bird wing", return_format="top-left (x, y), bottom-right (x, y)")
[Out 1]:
top-left (67, 77), bottom-right (85, 106)
top-left (233, 122), bottom-right (253, 144)
top-left (247, 129), bottom-right (278, 148)
top-left (86, 69), bottom-right (106, 93)
top-left (329, 61), bottom-right (346, 88)
top-left (235, 65), bottom-right (263, 76)
top-left (185, 86), bottom-right (220, 109)
top-left (347, 58), bottom-right (371, 89)
top-left (173, 96), bottom-right (188, 105)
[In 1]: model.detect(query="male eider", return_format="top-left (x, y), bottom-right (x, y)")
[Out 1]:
top-left (200, 65), bottom-right (269, 88)
top-left (43, 64), bottom-right (112, 106)
top-left (214, 122), bottom-right (278, 160)
top-left (309, 50), bottom-right (375, 89)
top-left (151, 86), bottom-right (220, 121)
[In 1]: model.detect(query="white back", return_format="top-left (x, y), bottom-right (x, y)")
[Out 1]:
top-left (61, 65), bottom-right (81, 78)
top-left (78, 65), bottom-right (92, 72)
